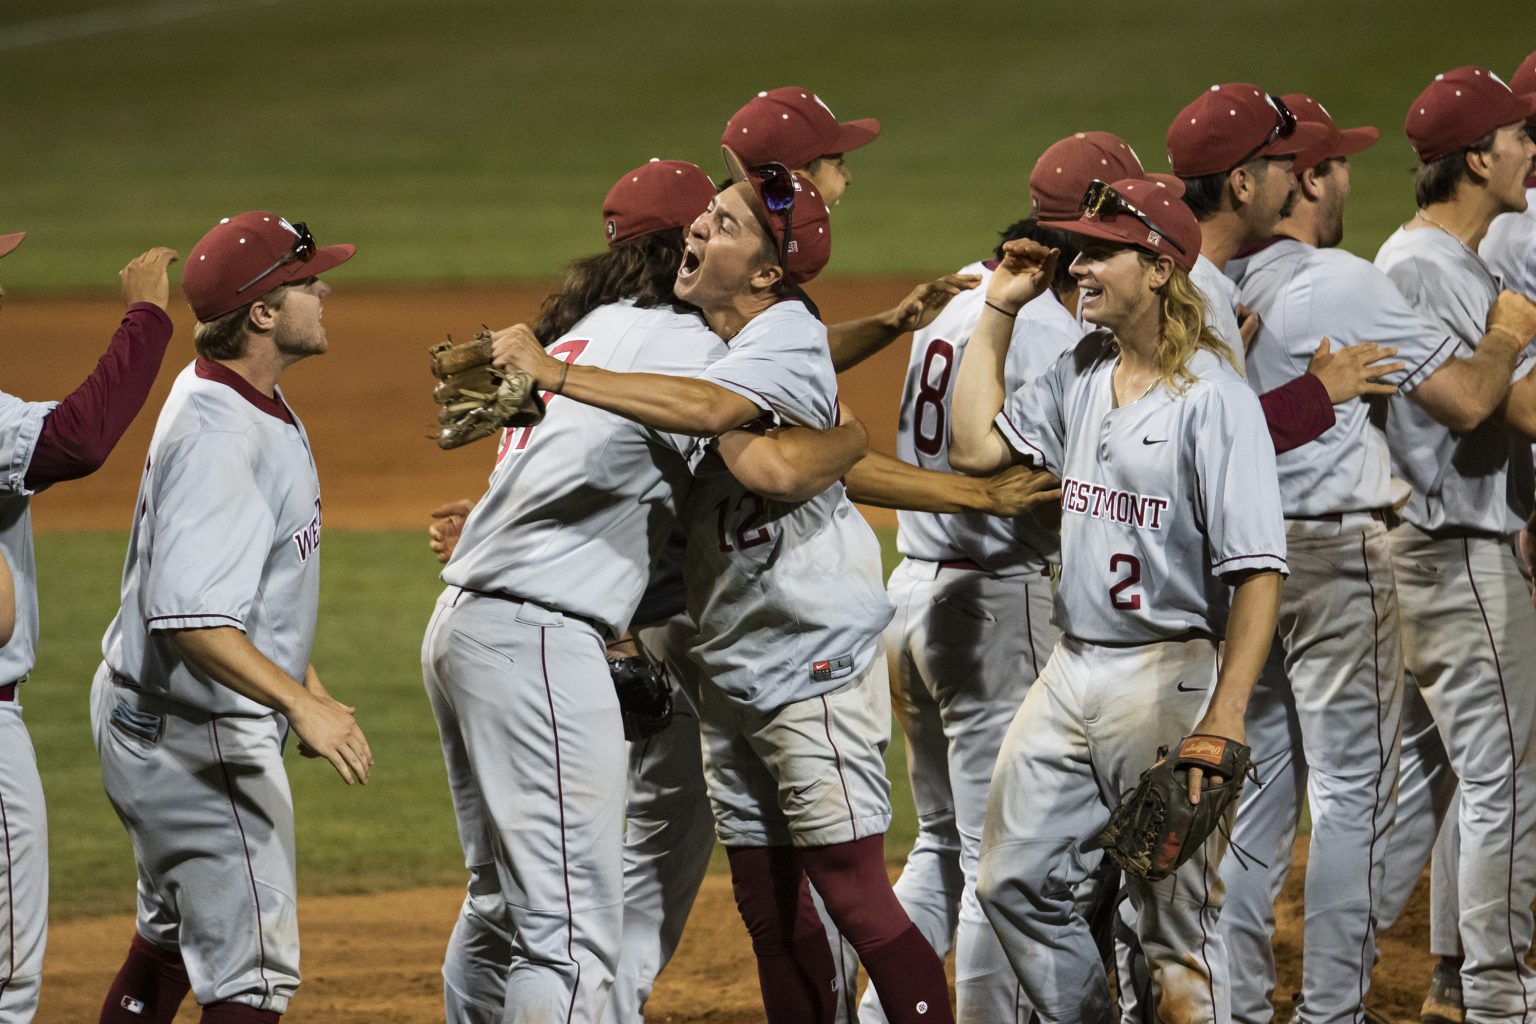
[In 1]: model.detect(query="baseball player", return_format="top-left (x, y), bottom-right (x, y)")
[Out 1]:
top-left (603, 87), bottom-right (982, 1024)
top-left (0, 238), bottom-right (179, 1024)
top-left (1425, 52), bottom-right (1536, 1024)
top-left (1166, 84), bottom-right (1330, 357)
top-left (1220, 90), bottom-right (1536, 1024)
top-left (495, 151), bottom-right (963, 1024)
top-left (950, 180), bottom-right (1288, 1024)
top-left (92, 212), bottom-right (372, 1024)
top-left (1482, 51), bottom-right (1536, 302)
top-left (1367, 66), bottom-right (1536, 1024)
top-left (860, 131), bottom-right (1166, 1024)
top-left (424, 158), bottom-right (886, 1024)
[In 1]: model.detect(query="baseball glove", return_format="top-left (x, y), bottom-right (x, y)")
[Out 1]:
top-left (430, 329), bottom-right (546, 450)
top-left (609, 654), bottom-right (673, 742)
top-left (1094, 733), bottom-right (1251, 882)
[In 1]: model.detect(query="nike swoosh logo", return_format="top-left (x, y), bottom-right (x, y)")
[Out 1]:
top-left (1176, 681), bottom-right (1208, 692)
top-left (1142, 436), bottom-right (1169, 445)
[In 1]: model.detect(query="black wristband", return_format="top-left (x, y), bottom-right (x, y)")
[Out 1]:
top-left (985, 300), bottom-right (1019, 318)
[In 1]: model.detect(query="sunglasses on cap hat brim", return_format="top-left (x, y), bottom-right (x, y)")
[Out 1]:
top-left (236, 221), bottom-right (317, 295)
top-left (720, 145), bottom-right (798, 272)
top-left (1077, 180), bottom-right (1186, 256)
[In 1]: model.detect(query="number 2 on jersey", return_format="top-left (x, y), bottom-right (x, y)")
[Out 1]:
top-left (496, 338), bottom-right (591, 462)
top-left (1109, 553), bottom-right (1142, 610)
top-left (913, 338), bottom-right (955, 457)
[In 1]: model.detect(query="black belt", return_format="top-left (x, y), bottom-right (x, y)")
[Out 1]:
top-left (453, 586), bottom-right (610, 638)
top-left (1287, 509), bottom-right (1391, 525)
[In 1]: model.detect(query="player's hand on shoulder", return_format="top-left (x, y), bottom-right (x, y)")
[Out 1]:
top-left (490, 323), bottom-right (557, 387)
top-left (986, 239), bottom-right (1058, 314)
top-left (980, 464), bottom-right (1062, 518)
top-left (1306, 336), bottom-right (1403, 405)
top-left (289, 689), bottom-right (374, 785)
top-left (1489, 290), bottom-right (1536, 348)
top-left (887, 273), bottom-right (982, 333)
top-left (119, 247), bottom-right (180, 311)
top-left (428, 498), bottom-right (477, 564)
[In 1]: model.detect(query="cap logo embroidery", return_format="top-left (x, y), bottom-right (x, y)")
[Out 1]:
top-left (1147, 231), bottom-right (1162, 248)
top-left (606, 220), bottom-right (617, 240)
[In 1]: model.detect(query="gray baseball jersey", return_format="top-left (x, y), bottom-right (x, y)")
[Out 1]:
top-left (996, 337), bottom-right (1288, 642)
top-left (684, 299), bottom-right (893, 712)
top-left (1239, 238), bottom-right (1458, 515)
top-left (1480, 187), bottom-right (1536, 299)
top-left (442, 301), bottom-right (724, 638)
top-left (1192, 252), bottom-right (1244, 356)
top-left (102, 359), bottom-right (322, 713)
top-left (0, 394), bottom-right (56, 688)
top-left (1376, 226), bottom-right (1536, 535)
top-left (895, 260), bottom-right (1073, 574)
top-left (0, 392), bottom-right (55, 1023)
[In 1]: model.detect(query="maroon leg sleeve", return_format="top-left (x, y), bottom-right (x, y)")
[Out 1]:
top-left (726, 845), bottom-right (838, 1024)
top-left (799, 834), bottom-right (955, 1024)
top-left (199, 1003), bottom-right (280, 1023)
top-left (99, 932), bottom-right (191, 1024)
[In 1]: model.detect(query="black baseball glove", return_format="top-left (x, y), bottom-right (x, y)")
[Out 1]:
top-left (1094, 733), bottom-right (1251, 881)
top-left (609, 653), bottom-right (673, 742)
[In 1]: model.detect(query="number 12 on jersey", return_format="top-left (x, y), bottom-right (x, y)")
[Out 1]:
top-left (496, 338), bottom-right (590, 462)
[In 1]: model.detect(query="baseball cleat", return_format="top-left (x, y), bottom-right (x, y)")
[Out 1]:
top-left (1420, 963), bottom-right (1464, 1024)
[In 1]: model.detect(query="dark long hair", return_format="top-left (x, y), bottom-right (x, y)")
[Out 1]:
top-left (532, 228), bottom-right (691, 344)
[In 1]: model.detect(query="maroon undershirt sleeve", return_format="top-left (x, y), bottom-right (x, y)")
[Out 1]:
top-left (25, 302), bottom-right (174, 489)
top-left (1259, 371), bottom-right (1335, 456)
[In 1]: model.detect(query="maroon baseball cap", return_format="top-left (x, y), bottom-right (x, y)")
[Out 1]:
top-left (1514, 50), bottom-right (1536, 111)
top-left (0, 232), bottom-right (25, 260)
top-left (722, 87), bottom-right (881, 170)
top-left (1404, 66), bottom-right (1536, 162)
top-left (183, 212), bottom-right (354, 322)
top-left (1051, 178), bottom-right (1201, 272)
top-left (1030, 131), bottom-right (1185, 220)
top-left (1281, 94), bottom-right (1379, 174)
top-left (1167, 84), bottom-right (1331, 177)
top-left (721, 145), bottom-right (832, 286)
top-left (603, 159), bottom-right (717, 246)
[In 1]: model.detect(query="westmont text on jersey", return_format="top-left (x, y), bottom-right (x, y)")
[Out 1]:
top-left (1060, 477), bottom-right (1170, 530)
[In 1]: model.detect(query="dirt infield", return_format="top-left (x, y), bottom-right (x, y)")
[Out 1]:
top-left (6, 279), bottom-right (919, 533)
top-left (40, 848), bottom-right (1444, 1022)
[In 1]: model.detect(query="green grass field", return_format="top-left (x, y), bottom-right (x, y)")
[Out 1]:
top-left (29, 527), bottom-right (917, 920)
top-left (0, 0), bottom-right (1531, 288)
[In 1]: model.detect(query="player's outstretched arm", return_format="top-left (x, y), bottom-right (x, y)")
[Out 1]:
top-left (167, 626), bottom-right (374, 785)
top-left (951, 241), bottom-right (1056, 474)
top-left (845, 452), bottom-right (1061, 516)
top-left (428, 497), bottom-right (477, 565)
top-left (827, 273), bottom-right (982, 373)
top-left (24, 247), bottom-right (180, 489)
top-left (1185, 569), bottom-right (1281, 802)
top-left (1411, 291), bottom-right (1536, 432)
top-left (716, 416), bottom-right (868, 503)
top-left (491, 323), bottom-right (759, 436)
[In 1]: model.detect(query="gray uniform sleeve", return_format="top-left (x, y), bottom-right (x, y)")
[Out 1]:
top-left (1378, 248), bottom-right (1487, 356)
top-left (995, 349), bottom-right (1071, 474)
top-left (1189, 383), bottom-right (1289, 578)
top-left (698, 312), bottom-right (831, 429)
top-left (0, 394), bottom-right (57, 497)
top-left (1318, 261), bottom-right (1458, 392)
top-left (143, 430), bottom-right (277, 632)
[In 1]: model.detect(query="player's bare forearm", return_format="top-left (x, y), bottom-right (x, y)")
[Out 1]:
top-left (718, 421), bottom-right (867, 502)
top-left (949, 305), bottom-right (1018, 475)
top-left (845, 452), bottom-right (1061, 516)
top-left (1495, 370), bottom-right (1536, 441)
top-left (1415, 329), bottom-right (1522, 431)
top-left (0, 549), bottom-right (14, 648)
top-left (561, 364), bottom-right (761, 437)
top-left (827, 315), bottom-right (903, 373)
top-left (167, 626), bottom-right (373, 784)
top-left (1196, 569), bottom-right (1283, 743)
